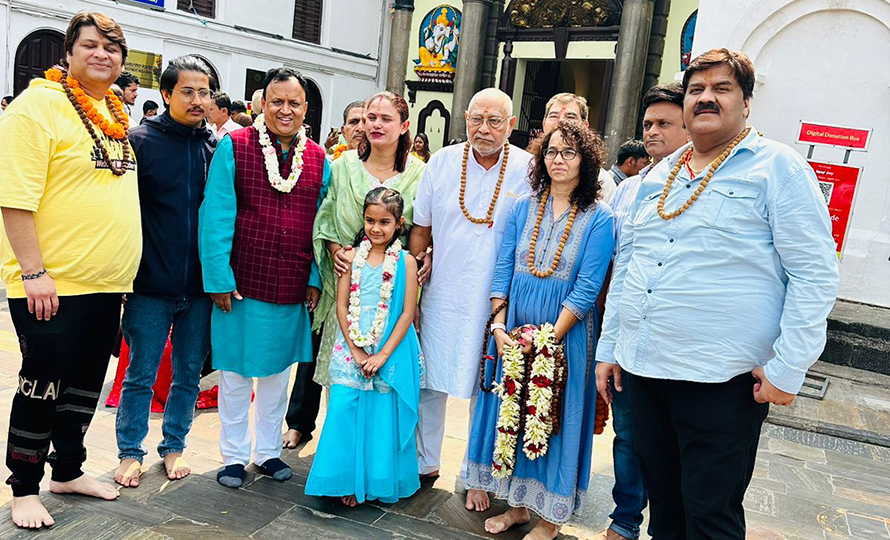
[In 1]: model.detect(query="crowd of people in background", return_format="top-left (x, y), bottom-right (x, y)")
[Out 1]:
top-left (0, 10), bottom-right (840, 540)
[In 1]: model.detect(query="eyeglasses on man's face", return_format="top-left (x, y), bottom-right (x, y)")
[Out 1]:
top-left (468, 115), bottom-right (506, 129)
top-left (175, 88), bottom-right (212, 101)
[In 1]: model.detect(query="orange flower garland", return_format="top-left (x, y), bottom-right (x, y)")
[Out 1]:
top-left (45, 68), bottom-right (129, 139)
top-left (45, 68), bottom-right (131, 177)
top-left (331, 143), bottom-right (348, 161)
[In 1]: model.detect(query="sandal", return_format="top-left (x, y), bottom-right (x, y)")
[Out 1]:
top-left (114, 460), bottom-right (143, 488)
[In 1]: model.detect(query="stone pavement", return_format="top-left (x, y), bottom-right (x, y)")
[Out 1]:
top-left (0, 289), bottom-right (888, 539)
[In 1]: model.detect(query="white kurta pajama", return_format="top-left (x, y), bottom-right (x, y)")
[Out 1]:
top-left (413, 143), bottom-right (532, 474)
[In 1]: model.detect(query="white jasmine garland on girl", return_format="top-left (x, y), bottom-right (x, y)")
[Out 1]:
top-left (254, 114), bottom-right (307, 193)
top-left (347, 238), bottom-right (402, 349)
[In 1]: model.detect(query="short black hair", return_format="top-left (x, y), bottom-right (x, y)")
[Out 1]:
top-left (616, 139), bottom-right (648, 166)
top-left (115, 71), bottom-right (139, 89)
top-left (142, 100), bottom-right (159, 114)
top-left (2, 95), bottom-right (13, 104)
top-left (159, 55), bottom-right (218, 95)
top-left (230, 100), bottom-right (247, 115)
top-left (342, 100), bottom-right (364, 124)
top-left (212, 91), bottom-right (232, 113)
top-left (262, 67), bottom-right (307, 98)
top-left (642, 81), bottom-right (684, 110)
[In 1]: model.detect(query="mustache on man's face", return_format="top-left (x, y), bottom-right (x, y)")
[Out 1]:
top-left (694, 102), bottom-right (720, 115)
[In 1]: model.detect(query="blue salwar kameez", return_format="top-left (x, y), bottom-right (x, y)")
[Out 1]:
top-left (464, 194), bottom-right (614, 525)
top-left (306, 251), bottom-right (423, 503)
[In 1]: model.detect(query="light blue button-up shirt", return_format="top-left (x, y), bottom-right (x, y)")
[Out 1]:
top-left (596, 129), bottom-right (839, 394)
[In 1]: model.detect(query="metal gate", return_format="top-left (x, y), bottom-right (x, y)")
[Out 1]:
top-left (511, 60), bottom-right (561, 149)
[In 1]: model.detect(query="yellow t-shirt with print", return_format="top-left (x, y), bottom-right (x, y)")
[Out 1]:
top-left (0, 77), bottom-right (142, 298)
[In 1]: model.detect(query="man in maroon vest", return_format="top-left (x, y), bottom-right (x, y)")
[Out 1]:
top-left (198, 67), bottom-right (330, 488)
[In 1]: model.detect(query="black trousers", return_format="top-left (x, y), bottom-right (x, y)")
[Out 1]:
top-left (284, 327), bottom-right (322, 439)
top-left (6, 294), bottom-right (122, 496)
top-left (626, 372), bottom-right (769, 540)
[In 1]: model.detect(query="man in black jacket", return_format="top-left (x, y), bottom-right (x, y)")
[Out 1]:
top-left (113, 56), bottom-right (217, 488)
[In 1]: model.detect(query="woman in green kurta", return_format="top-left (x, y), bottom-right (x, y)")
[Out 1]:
top-left (313, 91), bottom-right (425, 386)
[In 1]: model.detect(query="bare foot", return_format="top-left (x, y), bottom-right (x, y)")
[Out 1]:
top-left (419, 470), bottom-right (439, 480)
top-left (522, 519), bottom-right (559, 540)
top-left (163, 453), bottom-right (191, 480)
top-left (11, 495), bottom-right (55, 529)
top-left (50, 475), bottom-right (119, 500)
top-left (114, 458), bottom-right (142, 488)
top-left (341, 495), bottom-right (358, 507)
top-left (484, 507), bottom-right (530, 534)
top-left (282, 429), bottom-right (302, 449)
top-left (465, 488), bottom-right (490, 511)
top-left (592, 529), bottom-right (631, 540)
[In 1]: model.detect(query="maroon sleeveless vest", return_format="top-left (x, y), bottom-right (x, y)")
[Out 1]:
top-left (229, 126), bottom-right (324, 304)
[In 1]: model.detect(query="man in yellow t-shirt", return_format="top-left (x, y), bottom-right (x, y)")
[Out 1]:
top-left (0, 12), bottom-right (141, 530)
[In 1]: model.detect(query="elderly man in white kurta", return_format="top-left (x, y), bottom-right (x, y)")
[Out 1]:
top-left (409, 88), bottom-right (532, 509)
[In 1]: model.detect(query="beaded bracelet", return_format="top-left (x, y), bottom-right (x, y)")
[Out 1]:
top-left (21, 269), bottom-right (47, 281)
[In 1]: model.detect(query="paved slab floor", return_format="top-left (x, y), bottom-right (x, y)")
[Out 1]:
top-left (0, 294), bottom-right (888, 539)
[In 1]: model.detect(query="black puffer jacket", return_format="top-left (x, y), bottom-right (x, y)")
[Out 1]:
top-left (129, 112), bottom-right (216, 300)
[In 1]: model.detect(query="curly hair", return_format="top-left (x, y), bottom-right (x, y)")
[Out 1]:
top-left (528, 119), bottom-right (604, 211)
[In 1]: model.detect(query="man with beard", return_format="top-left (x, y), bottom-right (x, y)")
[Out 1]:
top-left (199, 67), bottom-right (329, 488)
top-left (0, 11), bottom-right (140, 528)
top-left (115, 71), bottom-right (139, 128)
top-left (409, 88), bottom-right (532, 510)
top-left (596, 49), bottom-right (839, 539)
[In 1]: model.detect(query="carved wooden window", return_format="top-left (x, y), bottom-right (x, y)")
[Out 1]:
top-left (293, 0), bottom-right (323, 44)
top-left (178, 0), bottom-right (215, 19)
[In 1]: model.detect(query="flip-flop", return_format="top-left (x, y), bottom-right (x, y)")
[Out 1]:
top-left (116, 460), bottom-right (142, 487)
top-left (166, 456), bottom-right (191, 480)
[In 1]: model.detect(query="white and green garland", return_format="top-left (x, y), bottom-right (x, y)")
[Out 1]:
top-left (255, 114), bottom-right (307, 193)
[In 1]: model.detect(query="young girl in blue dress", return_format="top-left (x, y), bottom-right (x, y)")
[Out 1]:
top-left (306, 187), bottom-right (422, 507)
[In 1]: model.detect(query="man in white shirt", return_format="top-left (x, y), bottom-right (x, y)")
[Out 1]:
top-left (409, 88), bottom-right (532, 510)
top-left (207, 91), bottom-right (241, 138)
top-left (115, 71), bottom-right (139, 129)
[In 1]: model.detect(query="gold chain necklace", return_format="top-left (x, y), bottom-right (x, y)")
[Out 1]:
top-left (657, 127), bottom-right (751, 220)
top-left (527, 188), bottom-right (578, 278)
top-left (459, 142), bottom-right (510, 226)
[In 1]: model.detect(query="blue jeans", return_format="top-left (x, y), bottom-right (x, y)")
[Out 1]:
top-left (609, 376), bottom-right (649, 539)
top-left (116, 294), bottom-right (211, 461)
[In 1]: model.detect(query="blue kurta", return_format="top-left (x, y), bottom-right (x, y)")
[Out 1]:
top-left (198, 135), bottom-right (330, 377)
top-left (306, 251), bottom-right (422, 503)
top-left (464, 194), bottom-right (614, 525)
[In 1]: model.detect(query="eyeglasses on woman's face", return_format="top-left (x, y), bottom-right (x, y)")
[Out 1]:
top-left (543, 147), bottom-right (579, 161)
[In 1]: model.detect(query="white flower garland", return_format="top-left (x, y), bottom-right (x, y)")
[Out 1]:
top-left (254, 114), bottom-right (307, 193)
top-left (347, 238), bottom-right (402, 349)
top-left (492, 338), bottom-right (525, 479)
top-left (523, 323), bottom-right (561, 460)
top-left (491, 323), bottom-right (564, 478)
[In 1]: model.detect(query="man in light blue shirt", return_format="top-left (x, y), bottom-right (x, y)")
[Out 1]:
top-left (597, 81), bottom-right (688, 540)
top-left (595, 49), bottom-right (838, 540)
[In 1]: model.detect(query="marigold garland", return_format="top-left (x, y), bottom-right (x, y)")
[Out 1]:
top-left (332, 143), bottom-right (348, 161)
top-left (45, 68), bottom-right (129, 140)
top-left (44, 68), bottom-right (131, 177)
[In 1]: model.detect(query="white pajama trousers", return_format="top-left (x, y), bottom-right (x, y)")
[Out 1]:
top-left (218, 367), bottom-right (291, 467)
top-left (415, 388), bottom-right (478, 475)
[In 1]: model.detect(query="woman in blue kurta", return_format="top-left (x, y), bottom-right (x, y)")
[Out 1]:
top-left (306, 187), bottom-right (423, 506)
top-left (464, 121), bottom-right (615, 539)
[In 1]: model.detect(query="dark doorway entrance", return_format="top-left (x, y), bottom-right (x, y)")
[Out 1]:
top-left (14, 29), bottom-right (65, 96)
top-left (304, 78), bottom-right (323, 144)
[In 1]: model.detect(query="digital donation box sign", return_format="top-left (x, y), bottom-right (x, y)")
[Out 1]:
top-left (799, 122), bottom-right (871, 150)
top-left (807, 160), bottom-right (862, 256)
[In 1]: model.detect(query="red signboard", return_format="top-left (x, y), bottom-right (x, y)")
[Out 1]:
top-left (807, 160), bottom-right (862, 254)
top-left (799, 122), bottom-right (871, 150)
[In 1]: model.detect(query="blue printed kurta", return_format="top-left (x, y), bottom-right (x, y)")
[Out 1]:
top-left (464, 194), bottom-right (614, 525)
top-left (198, 136), bottom-right (330, 377)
